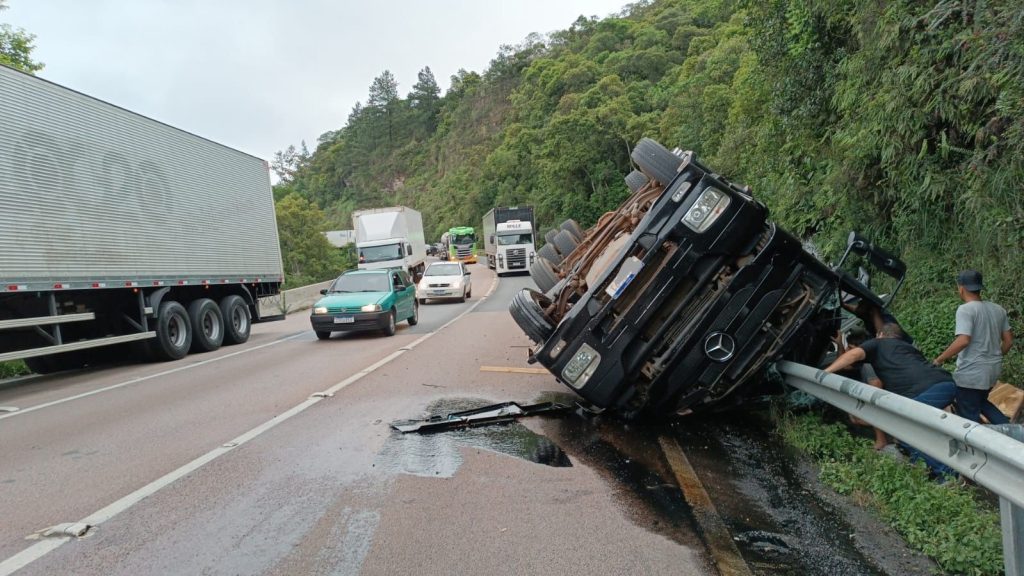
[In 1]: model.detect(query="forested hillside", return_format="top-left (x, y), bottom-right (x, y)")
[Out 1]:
top-left (275, 0), bottom-right (1023, 378)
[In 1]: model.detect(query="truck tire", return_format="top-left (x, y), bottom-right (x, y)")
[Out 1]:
top-left (625, 169), bottom-right (649, 192)
top-left (538, 243), bottom-right (562, 265)
top-left (151, 300), bottom-right (192, 361)
top-left (552, 229), bottom-right (579, 258)
top-left (544, 229), bottom-right (559, 245)
top-left (188, 298), bottom-right (224, 353)
top-left (509, 289), bottom-right (554, 344)
top-left (530, 257), bottom-right (559, 293)
top-left (560, 219), bottom-right (584, 242)
top-left (382, 309), bottom-right (397, 337)
top-left (219, 295), bottom-right (251, 345)
top-left (631, 138), bottom-right (682, 186)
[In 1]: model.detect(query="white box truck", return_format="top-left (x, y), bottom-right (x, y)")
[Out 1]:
top-left (482, 206), bottom-right (536, 275)
top-left (0, 64), bottom-right (284, 373)
top-left (353, 207), bottom-right (427, 278)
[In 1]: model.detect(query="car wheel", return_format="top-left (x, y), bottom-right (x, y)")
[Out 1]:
top-left (509, 288), bottom-right (554, 344)
top-left (466, 287), bottom-right (471, 298)
top-left (382, 309), bottom-right (396, 337)
top-left (552, 229), bottom-right (578, 259)
top-left (530, 256), bottom-right (559, 293)
top-left (408, 301), bottom-right (419, 326)
top-left (418, 298), bottom-right (427, 305)
top-left (538, 243), bottom-right (562, 265)
top-left (625, 169), bottom-right (649, 192)
top-left (315, 331), bottom-right (331, 340)
top-left (631, 137), bottom-right (683, 186)
top-left (458, 287), bottom-right (466, 303)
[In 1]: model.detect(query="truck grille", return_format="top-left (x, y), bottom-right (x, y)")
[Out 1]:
top-left (456, 247), bottom-right (474, 258)
top-left (507, 248), bottom-right (526, 267)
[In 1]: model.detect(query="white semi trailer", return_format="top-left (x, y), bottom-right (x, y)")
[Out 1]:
top-left (0, 64), bottom-right (285, 374)
top-left (353, 206), bottom-right (427, 279)
top-left (482, 206), bottom-right (536, 275)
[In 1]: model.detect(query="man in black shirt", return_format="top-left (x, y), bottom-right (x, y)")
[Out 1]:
top-left (825, 323), bottom-right (957, 477)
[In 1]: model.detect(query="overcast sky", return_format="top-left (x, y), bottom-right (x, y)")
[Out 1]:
top-left (4, 0), bottom-right (628, 161)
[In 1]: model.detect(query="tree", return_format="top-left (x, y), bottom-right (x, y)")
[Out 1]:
top-left (367, 70), bottom-right (400, 149)
top-left (0, 0), bottom-right (43, 74)
top-left (275, 193), bottom-right (347, 286)
top-left (409, 66), bottom-right (441, 134)
top-left (270, 141), bottom-right (310, 183)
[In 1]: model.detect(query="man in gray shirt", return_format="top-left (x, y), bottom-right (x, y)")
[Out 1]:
top-left (933, 270), bottom-right (1013, 424)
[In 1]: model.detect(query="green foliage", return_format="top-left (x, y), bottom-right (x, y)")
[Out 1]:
top-left (0, 1), bottom-right (43, 74)
top-left (274, 0), bottom-right (1024, 384)
top-left (781, 412), bottom-right (1004, 575)
top-left (0, 359), bottom-right (28, 379)
top-left (274, 193), bottom-right (351, 287)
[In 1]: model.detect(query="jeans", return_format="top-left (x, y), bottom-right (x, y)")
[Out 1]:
top-left (955, 387), bottom-right (1009, 425)
top-left (900, 381), bottom-right (958, 478)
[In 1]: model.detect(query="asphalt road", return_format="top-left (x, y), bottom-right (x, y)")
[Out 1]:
top-left (0, 264), bottom-right (925, 576)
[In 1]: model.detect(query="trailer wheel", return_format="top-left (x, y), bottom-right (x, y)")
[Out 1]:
top-left (625, 169), bottom-right (649, 192)
top-left (152, 300), bottom-right (192, 361)
top-left (538, 243), bottom-right (562, 265)
top-left (188, 298), bottom-right (224, 353)
top-left (552, 229), bottom-right (579, 258)
top-left (544, 229), bottom-right (559, 245)
top-left (631, 138), bottom-right (682, 186)
top-left (560, 219), bottom-right (584, 242)
top-left (220, 295), bottom-right (251, 345)
top-left (530, 256), bottom-right (559, 293)
top-left (509, 289), bottom-right (554, 344)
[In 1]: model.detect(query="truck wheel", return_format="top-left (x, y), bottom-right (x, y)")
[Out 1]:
top-left (552, 230), bottom-right (578, 258)
top-left (220, 295), bottom-right (251, 345)
top-left (530, 257), bottom-right (559, 293)
top-left (188, 298), bottom-right (224, 353)
top-left (559, 220), bottom-right (584, 242)
top-left (408, 301), bottom-right (420, 326)
top-left (152, 300), bottom-right (192, 361)
top-left (631, 137), bottom-right (683, 186)
top-left (382, 309), bottom-right (397, 337)
top-left (509, 289), bottom-right (554, 344)
top-left (538, 243), bottom-right (562, 265)
top-left (625, 169), bottom-right (649, 192)
top-left (544, 229), bottom-right (559, 245)
top-left (315, 331), bottom-right (331, 340)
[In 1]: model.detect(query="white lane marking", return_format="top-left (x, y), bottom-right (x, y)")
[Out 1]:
top-left (0, 272), bottom-right (501, 575)
top-left (0, 332), bottom-right (307, 423)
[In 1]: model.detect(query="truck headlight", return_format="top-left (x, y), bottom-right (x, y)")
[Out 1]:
top-left (313, 306), bottom-right (328, 315)
top-left (682, 187), bottom-right (730, 232)
top-left (361, 304), bottom-right (382, 312)
top-left (562, 344), bottom-right (601, 389)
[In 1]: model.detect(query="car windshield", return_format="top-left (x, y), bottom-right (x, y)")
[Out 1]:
top-left (497, 233), bottom-right (533, 245)
top-left (360, 243), bottom-right (402, 263)
top-left (424, 263), bottom-right (461, 277)
top-left (329, 273), bottom-right (389, 293)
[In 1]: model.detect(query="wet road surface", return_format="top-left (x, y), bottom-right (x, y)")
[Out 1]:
top-left (0, 268), bottom-right (933, 575)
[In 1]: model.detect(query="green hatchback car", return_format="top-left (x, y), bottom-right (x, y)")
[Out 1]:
top-left (310, 268), bottom-right (419, 339)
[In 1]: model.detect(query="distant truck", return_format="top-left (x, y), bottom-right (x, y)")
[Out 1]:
top-left (482, 207), bottom-right (537, 275)
top-left (0, 64), bottom-right (284, 374)
top-left (445, 226), bottom-right (478, 264)
top-left (353, 206), bottom-right (427, 279)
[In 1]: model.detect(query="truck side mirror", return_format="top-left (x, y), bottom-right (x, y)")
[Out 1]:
top-left (406, 244), bottom-right (412, 256)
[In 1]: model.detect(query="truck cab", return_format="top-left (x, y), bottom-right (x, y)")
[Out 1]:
top-left (493, 220), bottom-right (536, 274)
top-left (446, 226), bottom-right (478, 264)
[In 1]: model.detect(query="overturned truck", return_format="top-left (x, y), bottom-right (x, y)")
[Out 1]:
top-left (511, 138), bottom-right (905, 418)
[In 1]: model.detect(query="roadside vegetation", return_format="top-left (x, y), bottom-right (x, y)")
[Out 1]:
top-left (780, 411), bottom-right (1004, 575)
top-left (0, 359), bottom-right (28, 379)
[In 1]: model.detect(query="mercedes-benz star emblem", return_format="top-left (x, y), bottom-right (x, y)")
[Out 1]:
top-left (704, 332), bottom-right (736, 363)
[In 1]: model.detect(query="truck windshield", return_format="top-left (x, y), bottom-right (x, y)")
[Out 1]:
top-left (424, 263), bottom-right (461, 276)
top-left (360, 243), bottom-right (402, 263)
top-left (497, 233), bottom-right (533, 245)
top-left (330, 274), bottom-right (389, 293)
top-left (452, 234), bottom-right (475, 244)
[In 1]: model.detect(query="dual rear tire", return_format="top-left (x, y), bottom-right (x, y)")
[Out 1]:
top-left (150, 295), bottom-right (251, 361)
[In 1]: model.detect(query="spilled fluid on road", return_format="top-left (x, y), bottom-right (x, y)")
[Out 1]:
top-left (378, 397), bottom-right (571, 478)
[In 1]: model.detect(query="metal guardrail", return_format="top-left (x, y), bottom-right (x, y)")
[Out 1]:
top-left (777, 360), bottom-right (1024, 576)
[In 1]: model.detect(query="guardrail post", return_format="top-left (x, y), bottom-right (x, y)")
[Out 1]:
top-left (1002, 498), bottom-right (1023, 576)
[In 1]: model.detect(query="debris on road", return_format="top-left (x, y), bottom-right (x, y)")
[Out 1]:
top-left (391, 401), bottom-right (570, 433)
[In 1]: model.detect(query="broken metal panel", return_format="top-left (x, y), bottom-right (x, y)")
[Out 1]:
top-left (392, 401), bottom-right (570, 434)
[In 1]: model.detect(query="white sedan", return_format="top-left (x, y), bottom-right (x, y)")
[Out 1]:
top-left (417, 261), bottom-right (472, 303)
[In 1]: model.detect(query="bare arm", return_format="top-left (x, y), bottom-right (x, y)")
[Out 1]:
top-left (934, 334), bottom-right (970, 365)
top-left (1002, 330), bottom-right (1013, 355)
top-left (825, 347), bottom-right (866, 374)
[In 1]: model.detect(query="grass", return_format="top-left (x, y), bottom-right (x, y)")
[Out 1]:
top-left (778, 410), bottom-right (1004, 576)
top-left (0, 360), bottom-right (30, 379)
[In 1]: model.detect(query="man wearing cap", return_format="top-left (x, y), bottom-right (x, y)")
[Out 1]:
top-left (933, 270), bottom-right (1012, 424)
